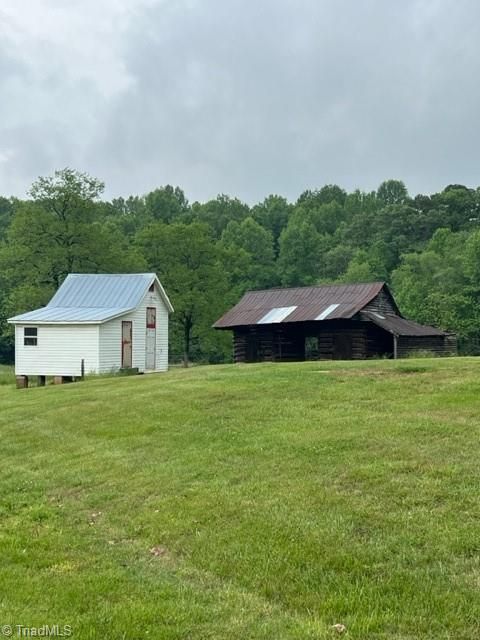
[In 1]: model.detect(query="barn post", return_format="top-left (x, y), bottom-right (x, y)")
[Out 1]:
top-left (393, 335), bottom-right (398, 360)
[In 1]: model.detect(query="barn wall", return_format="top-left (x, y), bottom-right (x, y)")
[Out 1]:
top-left (232, 320), bottom-right (457, 363)
top-left (313, 321), bottom-right (369, 360)
top-left (396, 335), bottom-right (457, 358)
top-left (363, 289), bottom-right (398, 315)
top-left (14, 324), bottom-right (99, 376)
top-left (98, 284), bottom-right (169, 373)
top-left (233, 320), bottom-right (393, 363)
top-left (233, 327), bottom-right (305, 363)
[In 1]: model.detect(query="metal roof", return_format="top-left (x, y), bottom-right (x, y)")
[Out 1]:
top-left (48, 273), bottom-right (155, 308)
top-left (8, 306), bottom-right (134, 324)
top-left (8, 273), bottom-right (174, 324)
top-left (258, 306), bottom-right (298, 324)
top-left (361, 312), bottom-right (447, 337)
top-left (214, 282), bottom-right (386, 328)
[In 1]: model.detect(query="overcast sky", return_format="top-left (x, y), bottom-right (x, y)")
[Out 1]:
top-left (1, 0), bottom-right (479, 203)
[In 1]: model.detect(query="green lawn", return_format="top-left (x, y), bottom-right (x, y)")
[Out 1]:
top-left (0, 358), bottom-right (479, 639)
top-left (0, 364), bottom-right (14, 386)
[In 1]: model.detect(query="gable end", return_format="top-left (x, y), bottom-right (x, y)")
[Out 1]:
top-left (361, 285), bottom-right (400, 316)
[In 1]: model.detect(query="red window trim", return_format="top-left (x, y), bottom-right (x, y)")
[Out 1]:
top-left (146, 307), bottom-right (156, 329)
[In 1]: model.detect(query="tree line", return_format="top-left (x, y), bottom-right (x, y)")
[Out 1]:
top-left (0, 169), bottom-right (479, 364)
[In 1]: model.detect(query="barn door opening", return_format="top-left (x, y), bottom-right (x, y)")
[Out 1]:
top-left (146, 307), bottom-right (156, 370)
top-left (246, 334), bottom-right (258, 362)
top-left (333, 333), bottom-right (352, 360)
top-left (122, 321), bottom-right (133, 368)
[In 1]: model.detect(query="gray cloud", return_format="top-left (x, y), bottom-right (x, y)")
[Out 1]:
top-left (1, 0), bottom-right (480, 202)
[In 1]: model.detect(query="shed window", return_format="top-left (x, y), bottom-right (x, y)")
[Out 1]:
top-left (24, 327), bottom-right (38, 346)
top-left (146, 307), bottom-right (156, 328)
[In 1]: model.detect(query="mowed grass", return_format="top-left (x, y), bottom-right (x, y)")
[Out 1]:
top-left (0, 364), bottom-right (14, 386)
top-left (0, 358), bottom-right (479, 639)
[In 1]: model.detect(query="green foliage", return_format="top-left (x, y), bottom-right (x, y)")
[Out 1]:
top-left (108, 195), bottom-right (149, 235)
top-left (376, 179), bottom-right (409, 205)
top-left (392, 229), bottom-right (480, 352)
top-left (220, 217), bottom-right (277, 292)
top-left (137, 222), bottom-right (230, 364)
top-left (192, 194), bottom-right (250, 238)
top-left (145, 185), bottom-right (190, 223)
top-left (0, 169), bottom-right (145, 350)
top-left (338, 249), bottom-right (379, 283)
top-left (278, 219), bottom-right (325, 286)
top-left (0, 196), bottom-right (13, 239)
top-left (251, 195), bottom-right (291, 254)
top-left (297, 184), bottom-right (347, 207)
top-left (2, 169), bottom-right (480, 364)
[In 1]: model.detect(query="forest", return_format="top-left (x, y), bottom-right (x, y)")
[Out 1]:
top-left (0, 168), bottom-right (479, 364)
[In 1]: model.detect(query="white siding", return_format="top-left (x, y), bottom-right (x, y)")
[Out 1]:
top-left (98, 284), bottom-right (169, 373)
top-left (98, 319), bottom-right (122, 373)
top-left (15, 325), bottom-right (99, 376)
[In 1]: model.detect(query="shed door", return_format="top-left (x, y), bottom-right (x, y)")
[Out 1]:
top-left (145, 307), bottom-right (156, 370)
top-left (122, 321), bottom-right (133, 368)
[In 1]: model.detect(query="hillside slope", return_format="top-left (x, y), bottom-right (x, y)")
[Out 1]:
top-left (1, 359), bottom-right (479, 639)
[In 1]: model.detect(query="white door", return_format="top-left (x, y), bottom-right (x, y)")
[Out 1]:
top-left (145, 307), bottom-right (156, 370)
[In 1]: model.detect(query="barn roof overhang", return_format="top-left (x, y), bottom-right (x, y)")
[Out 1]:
top-left (360, 311), bottom-right (447, 337)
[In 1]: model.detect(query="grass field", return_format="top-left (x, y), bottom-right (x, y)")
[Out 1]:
top-left (0, 358), bottom-right (479, 639)
top-left (0, 364), bottom-right (14, 386)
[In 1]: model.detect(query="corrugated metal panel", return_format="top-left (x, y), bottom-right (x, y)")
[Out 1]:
top-left (258, 306), bottom-right (297, 324)
top-left (9, 306), bottom-right (133, 323)
top-left (214, 282), bottom-right (385, 328)
top-left (361, 312), bottom-right (446, 336)
top-left (316, 303), bottom-right (340, 320)
top-left (8, 273), bottom-right (174, 324)
top-left (48, 273), bottom-right (155, 309)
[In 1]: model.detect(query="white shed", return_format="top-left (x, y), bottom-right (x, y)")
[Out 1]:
top-left (8, 273), bottom-right (173, 384)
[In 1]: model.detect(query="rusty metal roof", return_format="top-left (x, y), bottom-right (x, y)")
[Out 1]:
top-left (214, 282), bottom-right (386, 328)
top-left (361, 312), bottom-right (446, 337)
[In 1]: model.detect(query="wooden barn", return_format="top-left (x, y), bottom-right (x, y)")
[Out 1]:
top-left (214, 282), bottom-right (456, 362)
top-left (8, 273), bottom-right (173, 387)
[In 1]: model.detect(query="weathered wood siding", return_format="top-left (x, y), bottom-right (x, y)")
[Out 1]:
top-left (234, 320), bottom-right (377, 363)
top-left (233, 326), bottom-right (305, 363)
top-left (228, 286), bottom-right (455, 363)
top-left (233, 319), bottom-right (455, 363)
top-left (396, 335), bottom-right (457, 358)
top-left (306, 320), bottom-right (368, 360)
top-left (14, 324), bottom-right (99, 376)
top-left (363, 289), bottom-right (398, 315)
